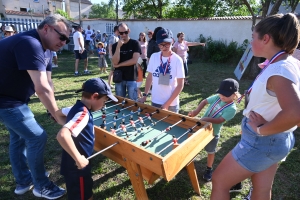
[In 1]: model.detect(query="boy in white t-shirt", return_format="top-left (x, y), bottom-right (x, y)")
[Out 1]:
top-left (140, 28), bottom-right (185, 113)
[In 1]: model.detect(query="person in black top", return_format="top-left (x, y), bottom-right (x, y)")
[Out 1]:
top-left (147, 26), bottom-right (163, 60)
top-left (112, 23), bottom-right (141, 101)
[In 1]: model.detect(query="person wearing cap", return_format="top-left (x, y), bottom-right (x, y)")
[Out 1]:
top-left (97, 42), bottom-right (108, 73)
top-left (112, 23), bottom-right (141, 101)
top-left (188, 78), bottom-right (240, 184)
top-left (4, 25), bottom-right (15, 38)
top-left (56, 77), bottom-right (117, 200)
top-left (73, 25), bottom-right (90, 76)
top-left (0, 14), bottom-right (71, 199)
top-left (140, 28), bottom-right (184, 113)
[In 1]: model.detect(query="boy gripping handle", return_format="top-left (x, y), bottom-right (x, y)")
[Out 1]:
top-left (188, 78), bottom-right (240, 184)
top-left (56, 78), bottom-right (117, 200)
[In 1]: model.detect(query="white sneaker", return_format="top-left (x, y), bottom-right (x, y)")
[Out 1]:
top-left (52, 64), bottom-right (58, 68)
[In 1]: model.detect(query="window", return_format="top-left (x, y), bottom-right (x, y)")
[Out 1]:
top-left (20, 8), bottom-right (27, 12)
top-left (105, 23), bottom-right (114, 36)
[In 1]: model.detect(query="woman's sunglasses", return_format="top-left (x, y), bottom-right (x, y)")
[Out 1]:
top-left (48, 25), bottom-right (70, 44)
top-left (119, 31), bottom-right (129, 35)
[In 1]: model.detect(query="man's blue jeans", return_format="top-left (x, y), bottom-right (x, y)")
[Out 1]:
top-left (115, 81), bottom-right (138, 101)
top-left (0, 104), bottom-right (50, 190)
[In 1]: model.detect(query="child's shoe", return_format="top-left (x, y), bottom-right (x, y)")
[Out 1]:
top-left (229, 182), bottom-right (243, 193)
top-left (203, 167), bottom-right (213, 182)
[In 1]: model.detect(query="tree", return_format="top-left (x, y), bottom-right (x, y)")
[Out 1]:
top-left (88, 2), bottom-right (116, 19)
top-left (55, 9), bottom-right (72, 20)
top-left (122, 0), bottom-right (170, 19)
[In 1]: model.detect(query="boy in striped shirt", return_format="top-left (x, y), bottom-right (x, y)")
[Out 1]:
top-left (56, 78), bottom-right (117, 200)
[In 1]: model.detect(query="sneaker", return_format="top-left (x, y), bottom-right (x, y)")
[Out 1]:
top-left (52, 64), bottom-right (58, 68)
top-left (203, 168), bottom-right (213, 182)
top-left (15, 182), bottom-right (34, 195)
top-left (74, 72), bottom-right (80, 76)
top-left (33, 182), bottom-right (66, 199)
top-left (243, 187), bottom-right (252, 200)
top-left (84, 70), bottom-right (91, 74)
top-left (229, 182), bottom-right (243, 193)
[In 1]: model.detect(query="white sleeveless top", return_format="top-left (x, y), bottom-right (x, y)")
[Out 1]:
top-left (243, 56), bottom-right (300, 132)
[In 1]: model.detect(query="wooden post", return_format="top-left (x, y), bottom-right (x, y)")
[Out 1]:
top-left (123, 156), bottom-right (148, 200)
top-left (186, 161), bottom-right (201, 195)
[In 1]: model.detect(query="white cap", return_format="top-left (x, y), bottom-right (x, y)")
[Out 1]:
top-left (5, 26), bottom-right (14, 32)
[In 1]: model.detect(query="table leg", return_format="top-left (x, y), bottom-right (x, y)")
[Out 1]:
top-left (186, 161), bottom-right (201, 195)
top-left (123, 156), bottom-right (148, 200)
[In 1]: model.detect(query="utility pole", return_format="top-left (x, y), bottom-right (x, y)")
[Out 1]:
top-left (78, 0), bottom-right (81, 26)
top-left (116, 0), bottom-right (118, 25)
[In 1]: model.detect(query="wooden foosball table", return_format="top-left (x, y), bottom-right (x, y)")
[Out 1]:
top-left (92, 96), bottom-right (213, 199)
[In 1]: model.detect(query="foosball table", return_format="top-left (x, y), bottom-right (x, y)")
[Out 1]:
top-left (91, 96), bottom-right (213, 199)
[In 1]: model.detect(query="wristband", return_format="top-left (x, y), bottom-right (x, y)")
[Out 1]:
top-left (142, 93), bottom-right (149, 97)
top-left (256, 125), bottom-right (264, 136)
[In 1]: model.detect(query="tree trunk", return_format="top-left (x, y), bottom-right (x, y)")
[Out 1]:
top-left (269, 0), bottom-right (283, 15)
top-left (245, 57), bottom-right (264, 79)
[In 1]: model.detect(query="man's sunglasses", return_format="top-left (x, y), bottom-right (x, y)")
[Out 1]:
top-left (48, 25), bottom-right (70, 44)
top-left (119, 30), bottom-right (129, 35)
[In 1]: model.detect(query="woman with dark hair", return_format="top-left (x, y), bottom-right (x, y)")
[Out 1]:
top-left (211, 13), bottom-right (300, 200)
top-left (138, 32), bottom-right (148, 77)
top-left (147, 27), bottom-right (163, 60)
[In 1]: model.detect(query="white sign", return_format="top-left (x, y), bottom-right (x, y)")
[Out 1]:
top-left (234, 44), bottom-right (253, 80)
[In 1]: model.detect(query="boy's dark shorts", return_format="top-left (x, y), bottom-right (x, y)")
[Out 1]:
top-left (74, 50), bottom-right (88, 60)
top-left (64, 169), bottom-right (93, 200)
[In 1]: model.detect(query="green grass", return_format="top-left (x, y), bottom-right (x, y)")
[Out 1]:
top-left (0, 51), bottom-right (299, 200)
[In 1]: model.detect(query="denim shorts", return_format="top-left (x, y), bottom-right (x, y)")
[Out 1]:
top-left (205, 135), bottom-right (219, 154)
top-left (151, 102), bottom-right (179, 113)
top-left (232, 117), bottom-right (295, 173)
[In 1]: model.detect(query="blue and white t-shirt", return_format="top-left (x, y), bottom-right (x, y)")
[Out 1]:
top-left (147, 52), bottom-right (185, 106)
top-left (60, 100), bottom-right (94, 175)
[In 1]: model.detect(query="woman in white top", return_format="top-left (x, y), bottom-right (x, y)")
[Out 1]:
top-left (138, 32), bottom-right (148, 77)
top-left (173, 32), bottom-right (205, 85)
top-left (211, 13), bottom-right (300, 200)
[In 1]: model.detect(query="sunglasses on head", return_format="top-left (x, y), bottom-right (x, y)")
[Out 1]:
top-left (119, 30), bottom-right (129, 35)
top-left (48, 25), bottom-right (70, 44)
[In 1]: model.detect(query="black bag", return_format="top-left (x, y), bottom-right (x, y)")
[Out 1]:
top-left (113, 70), bottom-right (123, 83)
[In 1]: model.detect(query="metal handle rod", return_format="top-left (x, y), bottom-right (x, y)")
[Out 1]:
top-left (156, 122), bottom-right (200, 155)
top-left (87, 142), bottom-right (119, 160)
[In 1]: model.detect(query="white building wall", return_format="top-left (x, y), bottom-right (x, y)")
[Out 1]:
top-left (80, 18), bottom-right (256, 45)
top-left (69, 2), bottom-right (92, 19)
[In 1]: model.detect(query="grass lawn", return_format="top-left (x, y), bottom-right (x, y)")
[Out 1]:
top-left (0, 51), bottom-right (299, 200)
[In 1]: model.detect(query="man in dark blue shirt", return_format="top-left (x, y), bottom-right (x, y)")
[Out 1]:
top-left (0, 14), bottom-right (71, 199)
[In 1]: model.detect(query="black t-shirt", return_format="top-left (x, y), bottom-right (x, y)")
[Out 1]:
top-left (112, 39), bottom-right (141, 81)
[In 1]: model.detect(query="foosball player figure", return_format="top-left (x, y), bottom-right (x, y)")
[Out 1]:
top-left (130, 110), bottom-right (134, 120)
top-left (146, 112), bottom-right (154, 123)
top-left (100, 120), bottom-right (106, 129)
top-left (135, 128), bottom-right (142, 136)
top-left (188, 78), bottom-right (240, 190)
top-left (137, 107), bottom-right (141, 116)
top-left (121, 113), bottom-right (126, 124)
top-left (114, 109), bottom-right (119, 117)
top-left (130, 120), bottom-right (137, 131)
top-left (110, 127), bottom-right (116, 135)
top-left (172, 135), bottom-right (179, 149)
top-left (121, 124), bottom-right (128, 137)
top-left (56, 77), bottom-right (117, 200)
top-left (138, 117), bottom-right (146, 129)
top-left (101, 105), bottom-right (106, 114)
top-left (102, 114), bottom-right (106, 122)
top-left (113, 116), bottom-right (117, 129)
top-left (122, 99), bottom-right (126, 108)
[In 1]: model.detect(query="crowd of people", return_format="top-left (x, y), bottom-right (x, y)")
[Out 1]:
top-left (0, 12), bottom-right (300, 200)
